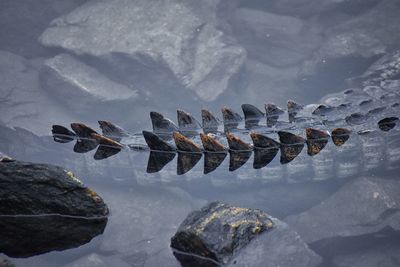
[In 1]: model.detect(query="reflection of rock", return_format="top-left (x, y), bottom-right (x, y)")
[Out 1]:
top-left (171, 201), bottom-right (321, 267)
top-left (0, 215), bottom-right (107, 258)
top-left (63, 253), bottom-right (130, 267)
top-left (0, 161), bottom-right (108, 216)
top-left (40, 0), bottom-right (245, 102)
top-left (40, 54), bottom-right (139, 111)
top-left (0, 51), bottom-right (74, 135)
top-left (0, 160), bottom-right (108, 257)
top-left (285, 176), bottom-right (400, 244)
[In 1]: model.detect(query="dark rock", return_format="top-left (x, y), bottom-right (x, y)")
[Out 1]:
top-left (0, 160), bottom-right (108, 257)
top-left (170, 201), bottom-right (274, 265)
top-left (0, 161), bottom-right (108, 217)
top-left (171, 201), bottom-right (322, 267)
top-left (285, 176), bottom-right (400, 244)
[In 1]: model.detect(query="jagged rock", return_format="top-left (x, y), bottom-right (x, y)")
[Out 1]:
top-left (63, 253), bottom-right (131, 267)
top-left (0, 0), bottom-right (86, 57)
top-left (0, 160), bottom-right (108, 216)
top-left (0, 51), bottom-right (74, 135)
top-left (40, 0), bottom-right (245, 102)
top-left (171, 201), bottom-right (321, 267)
top-left (285, 176), bottom-right (400, 244)
top-left (40, 53), bottom-right (140, 110)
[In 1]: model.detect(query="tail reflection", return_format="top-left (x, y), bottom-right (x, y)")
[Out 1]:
top-left (147, 151), bottom-right (176, 173)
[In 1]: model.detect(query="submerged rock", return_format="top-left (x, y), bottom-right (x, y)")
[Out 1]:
top-left (40, 54), bottom-right (140, 110)
top-left (40, 0), bottom-right (245, 102)
top-left (285, 176), bottom-right (400, 244)
top-left (171, 201), bottom-right (321, 267)
top-left (0, 51), bottom-right (74, 135)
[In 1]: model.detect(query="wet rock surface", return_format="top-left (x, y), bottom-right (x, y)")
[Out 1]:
top-left (285, 176), bottom-right (400, 244)
top-left (171, 201), bottom-right (273, 265)
top-left (171, 201), bottom-right (321, 267)
top-left (0, 160), bottom-right (108, 258)
top-left (0, 160), bottom-right (108, 216)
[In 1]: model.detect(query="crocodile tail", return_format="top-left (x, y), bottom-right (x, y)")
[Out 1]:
top-left (241, 104), bottom-right (264, 128)
top-left (177, 109), bottom-right (202, 130)
top-left (98, 120), bottom-right (129, 142)
top-left (287, 100), bottom-right (303, 123)
top-left (51, 125), bottom-right (76, 143)
top-left (221, 107), bottom-right (242, 132)
top-left (278, 131), bottom-right (305, 164)
top-left (305, 128), bottom-right (330, 156)
top-left (150, 111), bottom-right (179, 135)
top-left (142, 130), bottom-right (175, 152)
top-left (378, 117), bottom-right (399, 131)
top-left (201, 109), bottom-right (219, 133)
